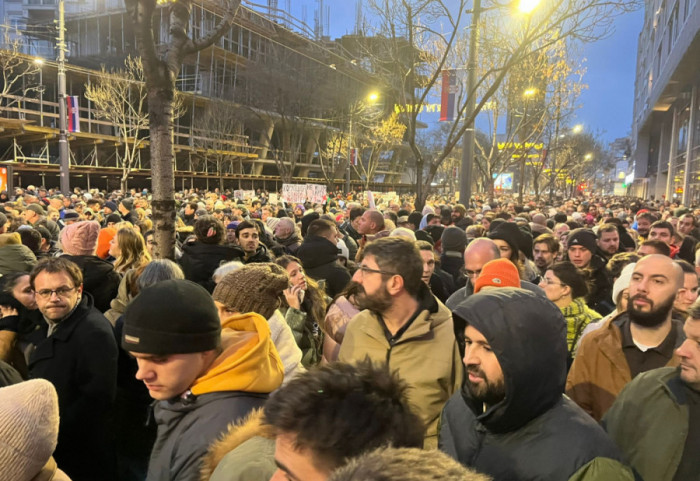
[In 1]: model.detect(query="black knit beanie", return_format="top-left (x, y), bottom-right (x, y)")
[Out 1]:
top-left (122, 279), bottom-right (221, 355)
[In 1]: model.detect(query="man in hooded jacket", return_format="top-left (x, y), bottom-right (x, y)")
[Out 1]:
top-left (122, 280), bottom-right (284, 481)
top-left (439, 288), bottom-right (634, 481)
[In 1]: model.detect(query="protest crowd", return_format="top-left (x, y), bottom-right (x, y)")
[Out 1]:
top-left (0, 183), bottom-right (699, 481)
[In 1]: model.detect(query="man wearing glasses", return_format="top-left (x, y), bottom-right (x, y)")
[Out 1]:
top-left (338, 237), bottom-right (463, 448)
top-left (28, 257), bottom-right (118, 481)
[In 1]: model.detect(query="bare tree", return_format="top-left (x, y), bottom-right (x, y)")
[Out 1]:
top-left (318, 128), bottom-right (349, 189)
top-left (124, 0), bottom-right (242, 258)
top-left (85, 56), bottom-right (149, 192)
top-left (0, 27), bottom-right (42, 116)
top-left (364, 0), bottom-right (638, 209)
top-left (192, 100), bottom-right (245, 190)
top-left (353, 112), bottom-right (407, 190)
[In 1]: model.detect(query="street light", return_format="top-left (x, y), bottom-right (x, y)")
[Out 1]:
top-left (518, 0), bottom-right (542, 14)
top-left (572, 124), bottom-right (583, 134)
top-left (584, 153), bottom-right (593, 161)
top-left (460, 0), bottom-right (541, 205)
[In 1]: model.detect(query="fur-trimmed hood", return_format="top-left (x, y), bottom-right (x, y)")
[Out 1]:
top-left (199, 408), bottom-right (275, 481)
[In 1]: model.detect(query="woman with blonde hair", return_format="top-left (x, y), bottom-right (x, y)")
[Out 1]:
top-left (109, 227), bottom-right (151, 275)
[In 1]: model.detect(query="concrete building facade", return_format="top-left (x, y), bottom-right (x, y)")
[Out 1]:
top-left (630, 0), bottom-right (700, 203)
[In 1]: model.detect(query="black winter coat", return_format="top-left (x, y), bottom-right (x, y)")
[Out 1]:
top-left (179, 241), bottom-right (241, 293)
top-left (28, 294), bottom-right (118, 481)
top-left (439, 288), bottom-right (630, 480)
top-left (296, 235), bottom-right (351, 298)
top-left (62, 254), bottom-right (121, 313)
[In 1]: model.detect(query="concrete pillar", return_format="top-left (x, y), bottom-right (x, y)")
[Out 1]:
top-left (682, 85), bottom-right (697, 205)
top-left (258, 118), bottom-right (275, 160)
top-left (665, 108), bottom-right (680, 200)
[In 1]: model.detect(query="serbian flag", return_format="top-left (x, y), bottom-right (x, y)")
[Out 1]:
top-left (67, 96), bottom-right (80, 133)
top-left (440, 69), bottom-right (457, 122)
top-left (349, 147), bottom-right (358, 166)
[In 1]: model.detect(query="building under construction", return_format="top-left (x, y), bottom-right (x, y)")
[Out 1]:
top-left (0, 0), bottom-right (411, 192)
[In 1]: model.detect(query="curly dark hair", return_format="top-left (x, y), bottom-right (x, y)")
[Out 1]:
top-left (263, 361), bottom-right (425, 472)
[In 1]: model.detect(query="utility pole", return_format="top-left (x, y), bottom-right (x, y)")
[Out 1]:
top-left (346, 118), bottom-right (353, 194)
top-left (459, 0), bottom-right (481, 206)
top-left (57, 0), bottom-right (70, 194)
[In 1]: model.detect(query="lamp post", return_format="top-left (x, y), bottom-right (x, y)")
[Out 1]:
top-left (459, 0), bottom-right (540, 206)
top-left (57, 0), bottom-right (70, 194)
top-left (346, 91), bottom-right (380, 196)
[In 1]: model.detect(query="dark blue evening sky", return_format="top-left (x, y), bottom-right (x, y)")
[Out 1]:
top-left (284, 1), bottom-right (644, 144)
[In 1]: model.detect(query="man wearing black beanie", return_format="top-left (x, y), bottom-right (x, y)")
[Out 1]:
top-left (566, 228), bottom-right (614, 315)
top-left (122, 279), bottom-right (284, 481)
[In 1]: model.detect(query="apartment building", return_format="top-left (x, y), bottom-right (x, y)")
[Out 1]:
top-left (630, 0), bottom-right (700, 203)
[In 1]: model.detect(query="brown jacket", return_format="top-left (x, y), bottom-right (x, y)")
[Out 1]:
top-left (566, 313), bottom-right (684, 421)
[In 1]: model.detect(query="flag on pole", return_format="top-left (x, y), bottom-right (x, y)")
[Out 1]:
top-left (67, 96), bottom-right (80, 133)
top-left (440, 70), bottom-right (457, 122)
top-left (349, 148), bottom-right (358, 166)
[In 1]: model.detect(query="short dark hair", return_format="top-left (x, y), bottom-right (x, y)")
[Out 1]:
top-left (675, 259), bottom-right (696, 274)
top-left (363, 237), bottom-right (423, 297)
top-left (235, 220), bottom-right (257, 239)
top-left (415, 240), bottom-right (433, 252)
top-left (30, 257), bottom-right (83, 289)
top-left (306, 219), bottom-right (336, 238)
top-left (606, 252), bottom-right (641, 279)
top-left (263, 361), bottom-right (424, 472)
top-left (650, 220), bottom-right (674, 236)
top-left (639, 239), bottom-right (671, 257)
top-left (533, 233), bottom-right (560, 254)
top-left (637, 212), bottom-right (657, 223)
top-left (18, 228), bottom-right (42, 252)
top-left (549, 261), bottom-right (589, 299)
top-left (349, 207), bottom-right (365, 222)
top-left (193, 215), bottom-right (224, 245)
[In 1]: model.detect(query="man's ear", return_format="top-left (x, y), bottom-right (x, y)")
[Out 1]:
top-left (386, 275), bottom-right (404, 296)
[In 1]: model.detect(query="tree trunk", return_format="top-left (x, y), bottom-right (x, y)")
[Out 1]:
top-left (415, 160), bottom-right (425, 212)
top-left (149, 85), bottom-right (176, 260)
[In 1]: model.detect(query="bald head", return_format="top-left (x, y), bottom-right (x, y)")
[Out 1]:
top-left (463, 238), bottom-right (501, 287)
top-left (635, 254), bottom-right (684, 289)
top-left (357, 209), bottom-right (386, 235)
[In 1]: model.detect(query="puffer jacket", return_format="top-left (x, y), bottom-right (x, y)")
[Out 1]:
top-left (439, 288), bottom-right (635, 481)
top-left (146, 313), bottom-right (284, 481)
top-left (296, 235), bottom-right (351, 298)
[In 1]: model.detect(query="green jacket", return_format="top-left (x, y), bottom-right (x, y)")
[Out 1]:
top-left (603, 367), bottom-right (688, 481)
top-left (283, 307), bottom-right (323, 368)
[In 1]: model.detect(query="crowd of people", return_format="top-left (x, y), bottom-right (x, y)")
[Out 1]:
top-left (0, 183), bottom-right (699, 481)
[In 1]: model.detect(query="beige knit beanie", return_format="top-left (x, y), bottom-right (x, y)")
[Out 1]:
top-left (0, 379), bottom-right (59, 481)
top-left (212, 263), bottom-right (290, 319)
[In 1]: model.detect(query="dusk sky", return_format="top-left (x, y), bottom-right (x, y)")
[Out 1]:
top-left (281, 1), bottom-right (645, 145)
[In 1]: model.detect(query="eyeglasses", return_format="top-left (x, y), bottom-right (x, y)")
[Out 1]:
top-left (460, 268), bottom-right (482, 278)
top-left (35, 286), bottom-right (77, 299)
top-left (541, 278), bottom-right (566, 287)
top-left (357, 265), bottom-right (396, 277)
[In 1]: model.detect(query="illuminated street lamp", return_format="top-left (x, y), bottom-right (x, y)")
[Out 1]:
top-left (460, 0), bottom-right (541, 204)
top-left (518, 0), bottom-right (542, 14)
top-left (572, 124), bottom-right (584, 134)
top-left (584, 153), bottom-right (593, 161)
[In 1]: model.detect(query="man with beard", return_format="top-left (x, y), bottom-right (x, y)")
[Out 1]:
top-left (338, 237), bottom-right (462, 448)
top-left (439, 289), bottom-right (634, 480)
top-left (603, 303), bottom-right (700, 481)
top-left (596, 224), bottom-right (621, 259)
top-left (533, 233), bottom-right (559, 276)
top-left (635, 211), bottom-right (656, 242)
top-left (233, 220), bottom-right (272, 263)
top-left (567, 254), bottom-right (687, 421)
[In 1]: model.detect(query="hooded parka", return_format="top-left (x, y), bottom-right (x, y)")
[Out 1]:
top-left (439, 288), bottom-right (634, 481)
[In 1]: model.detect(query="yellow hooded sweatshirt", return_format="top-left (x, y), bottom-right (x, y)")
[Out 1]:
top-left (191, 312), bottom-right (284, 396)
